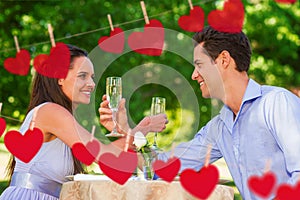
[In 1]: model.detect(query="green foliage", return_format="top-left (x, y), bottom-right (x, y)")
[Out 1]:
top-left (0, 0), bottom-right (299, 143)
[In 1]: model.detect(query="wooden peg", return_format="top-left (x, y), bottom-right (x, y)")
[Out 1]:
top-left (0, 103), bottom-right (3, 115)
top-left (13, 36), bottom-right (20, 53)
top-left (30, 107), bottom-right (38, 131)
top-left (107, 14), bottom-right (114, 31)
top-left (90, 125), bottom-right (96, 141)
top-left (188, 0), bottom-right (194, 10)
top-left (124, 130), bottom-right (131, 152)
top-left (140, 1), bottom-right (150, 24)
top-left (47, 23), bottom-right (56, 47)
top-left (264, 159), bottom-right (271, 173)
top-left (170, 143), bottom-right (176, 158)
top-left (204, 144), bottom-right (212, 167)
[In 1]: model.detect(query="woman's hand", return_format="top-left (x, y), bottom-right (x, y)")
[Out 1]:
top-left (99, 95), bottom-right (131, 135)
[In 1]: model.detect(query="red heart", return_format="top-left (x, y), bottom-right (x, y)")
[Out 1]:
top-left (4, 128), bottom-right (43, 163)
top-left (33, 42), bottom-right (70, 78)
top-left (128, 19), bottom-right (164, 56)
top-left (152, 157), bottom-right (181, 182)
top-left (0, 118), bottom-right (6, 137)
top-left (98, 27), bottom-right (125, 54)
top-left (275, 0), bottom-right (296, 4)
top-left (98, 150), bottom-right (137, 185)
top-left (178, 6), bottom-right (205, 32)
top-left (248, 172), bottom-right (277, 198)
top-left (71, 140), bottom-right (100, 166)
top-left (4, 49), bottom-right (31, 76)
top-left (180, 165), bottom-right (219, 199)
top-left (276, 181), bottom-right (300, 200)
top-left (207, 0), bottom-right (245, 33)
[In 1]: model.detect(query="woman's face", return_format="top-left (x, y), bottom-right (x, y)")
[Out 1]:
top-left (58, 56), bottom-right (95, 107)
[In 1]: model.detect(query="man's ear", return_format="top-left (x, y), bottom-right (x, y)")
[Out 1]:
top-left (219, 50), bottom-right (231, 69)
top-left (58, 79), bottom-right (64, 86)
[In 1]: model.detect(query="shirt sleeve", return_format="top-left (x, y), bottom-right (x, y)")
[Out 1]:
top-left (265, 90), bottom-right (300, 185)
top-left (157, 119), bottom-right (223, 172)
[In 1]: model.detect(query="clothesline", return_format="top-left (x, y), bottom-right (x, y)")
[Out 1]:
top-left (0, 0), bottom-right (214, 54)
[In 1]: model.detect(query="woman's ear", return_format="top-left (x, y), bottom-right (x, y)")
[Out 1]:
top-left (58, 79), bottom-right (64, 86)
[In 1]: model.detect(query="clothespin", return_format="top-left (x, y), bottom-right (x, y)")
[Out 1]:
top-left (264, 159), bottom-right (271, 173)
top-left (170, 143), bottom-right (176, 158)
top-left (47, 23), bottom-right (56, 47)
top-left (107, 14), bottom-right (114, 32)
top-left (13, 36), bottom-right (20, 53)
top-left (90, 125), bottom-right (96, 142)
top-left (124, 130), bottom-right (131, 152)
top-left (30, 108), bottom-right (38, 131)
top-left (204, 144), bottom-right (212, 167)
top-left (188, 0), bottom-right (194, 10)
top-left (140, 1), bottom-right (150, 24)
top-left (0, 103), bottom-right (3, 115)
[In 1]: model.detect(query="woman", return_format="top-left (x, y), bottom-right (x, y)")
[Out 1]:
top-left (0, 44), bottom-right (167, 200)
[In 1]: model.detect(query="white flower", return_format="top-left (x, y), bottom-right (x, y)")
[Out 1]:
top-left (133, 131), bottom-right (147, 150)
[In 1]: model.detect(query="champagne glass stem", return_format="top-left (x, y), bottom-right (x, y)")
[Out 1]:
top-left (153, 132), bottom-right (158, 148)
top-left (112, 109), bottom-right (117, 133)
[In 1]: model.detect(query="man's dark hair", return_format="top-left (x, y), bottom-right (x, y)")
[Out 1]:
top-left (193, 26), bottom-right (252, 72)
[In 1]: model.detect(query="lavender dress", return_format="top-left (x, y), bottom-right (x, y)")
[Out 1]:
top-left (0, 103), bottom-right (74, 200)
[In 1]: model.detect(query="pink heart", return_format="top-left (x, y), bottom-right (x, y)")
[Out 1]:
top-left (0, 118), bottom-right (6, 137)
top-left (4, 128), bottom-right (43, 163)
top-left (180, 165), bottom-right (219, 199)
top-left (248, 172), bottom-right (277, 198)
top-left (98, 27), bottom-right (125, 54)
top-left (4, 49), bottom-right (31, 76)
top-left (276, 181), bottom-right (300, 200)
top-left (152, 157), bottom-right (181, 182)
top-left (178, 6), bottom-right (205, 32)
top-left (33, 42), bottom-right (70, 78)
top-left (71, 140), bottom-right (100, 166)
top-left (208, 0), bottom-right (245, 33)
top-left (128, 19), bottom-right (164, 56)
top-left (98, 150), bottom-right (137, 185)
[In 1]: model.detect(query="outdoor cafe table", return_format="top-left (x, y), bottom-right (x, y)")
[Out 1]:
top-left (59, 179), bottom-right (234, 200)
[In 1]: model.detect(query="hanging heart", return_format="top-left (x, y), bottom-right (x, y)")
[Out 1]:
top-left (207, 0), bottom-right (245, 33)
top-left (4, 128), bottom-right (43, 163)
top-left (180, 165), bottom-right (219, 199)
top-left (98, 27), bottom-right (125, 54)
top-left (276, 181), bottom-right (300, 200)
top-left (248, 171), bottom-right (277, 198)
top-left (4, 49), bottom-right (31, 76)
top-left (128, 19), bottom-right (164, 56)
top-left (33, 42), bottom-right (70, 79)
top-left (71, 139), bottom-right (100, 166)
top-left (275, 0), bottom-right (296, 4)
top-left (152, 157), bottom-right (181, 182)
top-left (0, 118), bottom-right (6, 137)
top-left (98, 150), bottom-right (137, 185)
top-left (178, 6), bottom-right (205, 32)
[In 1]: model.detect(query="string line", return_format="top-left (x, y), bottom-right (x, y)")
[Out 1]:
top-left (0, 0), bottom-right (214, 53)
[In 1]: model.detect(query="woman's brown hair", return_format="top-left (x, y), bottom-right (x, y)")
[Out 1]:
top-left (6, 44), bottom-right (87, 183)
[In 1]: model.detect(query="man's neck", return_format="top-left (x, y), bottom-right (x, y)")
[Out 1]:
top-left (223, 74), bottom-right (249, 116)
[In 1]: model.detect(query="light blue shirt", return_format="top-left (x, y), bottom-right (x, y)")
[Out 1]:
top-left (158, 79), bottom-right (300, 199)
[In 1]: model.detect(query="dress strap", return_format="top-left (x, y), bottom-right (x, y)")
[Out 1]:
top-left (10, 172), bottom-right (62, 198)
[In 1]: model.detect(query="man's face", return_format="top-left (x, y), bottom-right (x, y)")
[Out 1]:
top-left (192, 43), bottom-right (224, 99)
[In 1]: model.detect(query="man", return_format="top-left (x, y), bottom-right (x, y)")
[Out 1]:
top-left (157, 26), bottom-right (300, 199)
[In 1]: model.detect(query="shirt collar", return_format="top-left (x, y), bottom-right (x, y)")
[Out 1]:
top-left (219, 79), bottom-right (262, 122)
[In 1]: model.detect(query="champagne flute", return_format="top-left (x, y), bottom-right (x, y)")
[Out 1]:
top-left (105, 77), bottom-right (124, 137)
top-left (150, 97), bottom-right (166, 150)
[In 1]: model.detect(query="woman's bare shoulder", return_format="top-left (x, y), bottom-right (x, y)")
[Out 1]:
top-left (37, 102), bottom-right (73, 120)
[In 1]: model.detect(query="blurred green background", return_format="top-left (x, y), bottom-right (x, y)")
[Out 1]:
top-left (0, 0), bottom-right (299, 198)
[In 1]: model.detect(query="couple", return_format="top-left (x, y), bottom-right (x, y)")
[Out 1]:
top-left (1, 26), bottom-right (300, 200)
